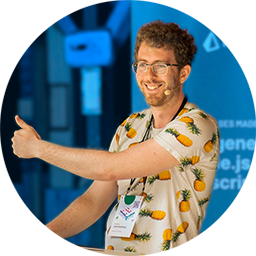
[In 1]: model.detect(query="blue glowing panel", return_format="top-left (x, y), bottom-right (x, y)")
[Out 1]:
top-left (81, 67), bottom-right (102, 115)
top-left (65, 30), bottom-right (113, 67)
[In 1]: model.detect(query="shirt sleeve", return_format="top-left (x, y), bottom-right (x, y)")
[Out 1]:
top-left (108, 117), bottom-right (128, 153)
top-left (153, 110), bottom-right (220, 165)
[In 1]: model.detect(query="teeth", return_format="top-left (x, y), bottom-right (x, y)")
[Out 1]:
top-left (147, 85), bottom-right (160, 90)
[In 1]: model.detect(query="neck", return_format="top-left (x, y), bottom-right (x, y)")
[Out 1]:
top-left (151, 93), bottom-right (185, 129)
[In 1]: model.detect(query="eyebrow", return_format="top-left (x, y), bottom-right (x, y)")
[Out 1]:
top-left (137, 59), bottom-right (168, 63)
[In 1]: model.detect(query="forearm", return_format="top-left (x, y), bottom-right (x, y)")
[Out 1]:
top-left (46, 194), bottom-right (96, 238)
top-left (36, 140), bottom-right (116, 181)
top-left (46, 180), bottom-right (118, 238)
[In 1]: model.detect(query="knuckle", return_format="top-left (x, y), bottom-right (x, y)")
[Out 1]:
top-left (14, 130), bottom-right (20, 136)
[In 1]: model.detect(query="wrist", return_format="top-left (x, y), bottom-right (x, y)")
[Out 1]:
top-left (34, 138), bottom-right (44, 158)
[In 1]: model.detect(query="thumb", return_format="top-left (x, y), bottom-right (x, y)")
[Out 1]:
top-left (15, 115), bottom-right (28, 129)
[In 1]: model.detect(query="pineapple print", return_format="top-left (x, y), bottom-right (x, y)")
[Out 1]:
top-left (114, 194), bottom-right (122, 210)
top-left (187, 123), bottom-right (201, 135)
top-left (115, 133), bottom-right (120, 145)
top-left (172, 222), bottom-right (189, 242)
top-left (165, 128), bottom-right (193, 147)
top-left (137, 113), bottom-right (146, 119)
top-left (198, 194), bottom-right (211, 206)
top-left (107, 245), bottom-right (114, 250)
top-left (192, 168), bottom-right (206, 191)
top-left (136, 113), bottom-right (146, 120)
top-left (125, 122), bottom-right (137, 139)
top-left (199, 112), bottom-right (208, 119)
top-left (129, 113), bottom-right (146, 119)
top-left (177, 107), bottom-right (195, 117)
top-left (120, 118), bottom-right (127, 127)
top-left (148, 170), bottom-right (171, 184)
top-left (130, 177), bottom-right (145, 192)
top-left (139, 209), bottom-right (166, 220)
top-left (139, 192), bottom-right (154, 203)
top-left (178, 108), bottom-right (189, 116)
top-left (179, 116), bottom-right (194, 123)
top-left (191, 156), bottom-right (200, 165)
top-left (179, 157), bottom-right (192, 172)
top-left (179, 156), bottom-right (200, 172)
top-left (204, 133), bottom-right (217, 153)
top-left (124, 247), bottom-right (136, 252)
top-left (121, 232), bottom-right (151, 242)
top-left (161, 229), bottom-right (172, 251)
top-left (179, 189), bottom-right (191, 212)
top-left (210, 153), bottom-right (217, 161)
top-left (176, 190), bottom-right (181, 200)
top-left (179, 116), bottom-right (201, 135)
top-left (130, 113), bottom-right (138, 119)
top-left (128, 142), bottom-right (139, 148)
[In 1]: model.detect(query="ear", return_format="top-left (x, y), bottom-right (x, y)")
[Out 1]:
top-left (179, 65), bottom-right (191, 84)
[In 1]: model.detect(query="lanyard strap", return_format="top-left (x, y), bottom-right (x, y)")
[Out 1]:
top-left (125, 176), bottom-right (147, 195)
top-left (140, 115), bottom-right (154, 143)
top-left (125, 97), bottom-right (187, 195)
top-left (171, 97), bottom-right (187, 121)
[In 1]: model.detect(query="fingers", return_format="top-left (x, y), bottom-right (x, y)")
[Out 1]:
top-left (12, 116), bottom-right (41, 159)
top-left (14, 115), bottom-right (41, 140)
top-left (15, 115), bottom-right (28, 129)
top-left (11, 134), bottom-right (19, 158)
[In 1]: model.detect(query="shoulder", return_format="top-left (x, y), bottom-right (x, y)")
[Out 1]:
top-left (157, 103), bottom-right (220, 163)
top-left (177, 102), bottom-right (218, 132)
top-left (115, 109), bottom-right (151, 140)
top-left (119, 109), bottom-right (151, 129)
top-left (163, 102), bottom-right (220, 151)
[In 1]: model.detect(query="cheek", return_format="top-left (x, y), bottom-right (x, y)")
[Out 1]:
top-left (136, 75), bottom-right (143, 85)
top-left (167, 72), bottom-right (179, 85)
top-left (164, 75), bottom-right (174, 85)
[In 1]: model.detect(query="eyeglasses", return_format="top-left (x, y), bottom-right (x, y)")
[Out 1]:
top-left (132, 62), bottom-right (179, 76)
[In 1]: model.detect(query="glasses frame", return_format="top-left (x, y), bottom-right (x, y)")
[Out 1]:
top-left (132, 62), bottom-right (179, 76)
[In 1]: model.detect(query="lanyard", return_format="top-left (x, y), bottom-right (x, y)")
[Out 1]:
top-left (125, 97), bottom-right (187, 194)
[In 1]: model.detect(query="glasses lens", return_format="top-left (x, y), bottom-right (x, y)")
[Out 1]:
top-left (132, 62), bottom-right (169, 76)
top-left (152, 63), bottom-right (167, 76)
top-left (132, 63), bottom-right (138, 73)
top-left (133, 62), bottom-right (147, 74)
top-left (137, 62), bottom-right (147, 74)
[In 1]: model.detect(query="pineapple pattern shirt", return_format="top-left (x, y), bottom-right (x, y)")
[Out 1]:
top-left (105, 102), bottom-right (220, 254)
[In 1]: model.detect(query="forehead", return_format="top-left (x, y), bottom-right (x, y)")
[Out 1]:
top-left (137, 42), bottom-right (176, 63)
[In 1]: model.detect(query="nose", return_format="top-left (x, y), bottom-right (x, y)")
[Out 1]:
top-left (145, 64), bottom-right (157, 79)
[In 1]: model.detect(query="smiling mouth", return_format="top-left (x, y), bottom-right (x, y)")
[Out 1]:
top-left (145, 84), bottom-right (162, 90)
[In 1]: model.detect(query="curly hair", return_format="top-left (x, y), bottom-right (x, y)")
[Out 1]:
top-left (134, 21), bottom-right (197, 70)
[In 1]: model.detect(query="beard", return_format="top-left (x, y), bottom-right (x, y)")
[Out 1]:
top-left (140, 75), bottom-right (181, 107)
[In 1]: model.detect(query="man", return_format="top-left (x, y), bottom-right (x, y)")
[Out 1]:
top-left (12, 21), bottom-right (219, 254)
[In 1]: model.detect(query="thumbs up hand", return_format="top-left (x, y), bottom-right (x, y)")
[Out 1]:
top-left (12, 115), bottom-right (41, 158)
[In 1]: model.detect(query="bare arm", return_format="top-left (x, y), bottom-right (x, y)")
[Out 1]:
top-left (12, 115), bottom-right (179, 181)
top-left (46, 180), bottom-right (118, 238)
